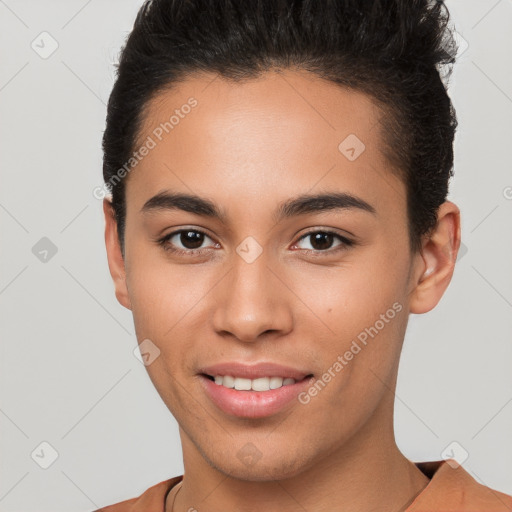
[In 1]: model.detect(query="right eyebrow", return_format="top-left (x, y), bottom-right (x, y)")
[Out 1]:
top-left (140, 191), bottom-right (228, 222)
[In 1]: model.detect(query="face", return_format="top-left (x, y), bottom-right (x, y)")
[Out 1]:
top-left (104, 69), bottom-right (450, 481)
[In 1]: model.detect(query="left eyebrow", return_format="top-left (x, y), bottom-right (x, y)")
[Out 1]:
top-left (140, 190), bottom-right (377, 223)
top-left (273, 191), bottom-right (377, 223)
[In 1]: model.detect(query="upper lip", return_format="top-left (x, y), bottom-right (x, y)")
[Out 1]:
top-left (199, 362), bottom-right (312, 381)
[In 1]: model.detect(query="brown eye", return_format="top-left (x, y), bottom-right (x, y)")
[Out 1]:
top-left (177, 230), bottom-right (206, 249)
top-left (157, 229), bottom-right (217, 255)
top-left (293, 230), bottom-right (354, 253)
top-left (309, 232), bottom-right (335, 251)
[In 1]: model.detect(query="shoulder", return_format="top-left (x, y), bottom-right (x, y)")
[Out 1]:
top-left (92, 476), bottom-right (183, 512)
top-left (408, 460), bottom-right (512, 511)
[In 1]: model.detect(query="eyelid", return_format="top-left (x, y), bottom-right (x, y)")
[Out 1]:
top-left (291, 229), bottom-right (354, 253)
top-left (156, 226), bottom-right (355, 257)
top-left (157, 227), bottom-right (217, 252)
top-left (294, 225), bottom-right (355, 242)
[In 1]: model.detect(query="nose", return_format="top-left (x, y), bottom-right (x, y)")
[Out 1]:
top-left (211, 250), bottom-right (293, 343)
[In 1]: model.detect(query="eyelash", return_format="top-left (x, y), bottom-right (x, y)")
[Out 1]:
top-left (156, 228), bottom-right (355, 258)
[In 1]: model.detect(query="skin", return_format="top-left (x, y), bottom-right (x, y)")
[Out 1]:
top-left (103, 68), bottom-right (461, 512)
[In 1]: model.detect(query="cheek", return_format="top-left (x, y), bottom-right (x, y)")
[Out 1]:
top-left (124, 261), bottom-right (205, 412)
top-left (292, 254), bottom-right (406, 331)
top-left (125, 259), bottom-right (221, 391)
top-left (125, 248), bottom-right (207, 332)
top-left (292, 252), bottom-right (409, 391)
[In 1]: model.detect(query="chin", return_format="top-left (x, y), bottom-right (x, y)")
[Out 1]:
top-left (203, 443), bottom-right (313, 482)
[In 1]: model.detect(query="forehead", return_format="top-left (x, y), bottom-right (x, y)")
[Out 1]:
top-left (126, 69), bottom-right (405, 219)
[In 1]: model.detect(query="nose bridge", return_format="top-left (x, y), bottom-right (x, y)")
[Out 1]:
top-left (212, 245), bottom-right (292, 342)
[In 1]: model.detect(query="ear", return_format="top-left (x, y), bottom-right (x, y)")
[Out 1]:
top-left (409, 201), bottom-right (461, 314)
top-left (103, 198), bottom-right (132, 310)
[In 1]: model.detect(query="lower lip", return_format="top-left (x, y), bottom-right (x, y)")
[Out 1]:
top-left (199, 375), bottom-right (313, 418)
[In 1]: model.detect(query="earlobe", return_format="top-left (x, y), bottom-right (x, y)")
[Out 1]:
top-left (409, 201), bottom-right (461, 314)
top-left (103, 198), bottom-right (132, 311)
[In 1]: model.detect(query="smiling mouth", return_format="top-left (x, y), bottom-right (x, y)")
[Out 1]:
top-left (202, 373), bottom-right (314, 392)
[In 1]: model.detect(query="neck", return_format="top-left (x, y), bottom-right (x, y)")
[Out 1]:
top-left (169, 393), bottom-right (430, 512)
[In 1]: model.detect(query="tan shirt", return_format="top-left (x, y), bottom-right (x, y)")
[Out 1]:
top-left (94, 460), bottom-right (512, 511)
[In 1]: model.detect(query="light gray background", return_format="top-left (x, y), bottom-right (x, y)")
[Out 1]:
top-left (0, 1), bottom-right (511, 511)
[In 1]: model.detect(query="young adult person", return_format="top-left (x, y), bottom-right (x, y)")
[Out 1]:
top-left (95, 0), bottom-right (512, 510)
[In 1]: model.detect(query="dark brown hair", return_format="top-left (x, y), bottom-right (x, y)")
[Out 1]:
top-left (102, 0), bottom-right (458, 256)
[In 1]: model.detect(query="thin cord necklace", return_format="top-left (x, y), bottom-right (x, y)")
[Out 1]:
top-left (169, 480), bottom-right (183, 512)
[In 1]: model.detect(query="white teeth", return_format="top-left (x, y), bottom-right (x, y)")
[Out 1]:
top-left (252, 377), bottom-right (270, 391)
top-left (234, 378), bottom-right (252, 390)
top-left (222, 375), bottom-right (235, 388)
top-left (212, 375), bottom-right (297, 391)
top-left (269, 377), bottom-right (283, 389)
